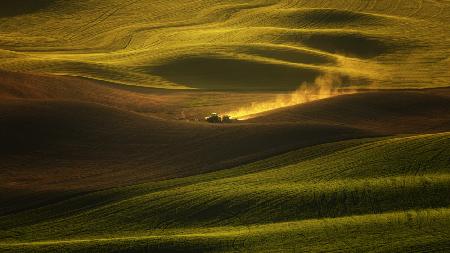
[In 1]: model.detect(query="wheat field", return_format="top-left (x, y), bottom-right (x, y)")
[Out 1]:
top-left (1, 0), bottom-right (450, 89)
top-left (1, 133), bottom-right (449, 252)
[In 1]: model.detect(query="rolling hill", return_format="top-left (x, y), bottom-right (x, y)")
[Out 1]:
top-left (1, 0), bottom-right (450, 252)
top-left (0, 97), bottom-right (372, 213)
top-left (1, 0), bottom-right (450, 90)
top-left (1, 69), bottom-right (449, 213)
top-left (250, 88), bottom-right (450, 134)
top-left (0, 132), bottom-right (449, 252)
top-left (1, 70), bottom-right (449, 215)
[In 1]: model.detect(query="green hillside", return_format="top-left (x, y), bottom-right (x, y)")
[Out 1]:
top-left (1, 132), bottom-right (449, 252)
top-left (1, 0), bottom-right (449, 89)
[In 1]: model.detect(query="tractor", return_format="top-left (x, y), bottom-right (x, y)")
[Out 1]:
top-left (205, 113), bottom-right (237, 123)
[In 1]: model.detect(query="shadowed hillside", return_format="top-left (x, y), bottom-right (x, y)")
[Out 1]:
top-left (0, 1), bottom-right (56, 17)
top-left (0, 97), bottom-right (372, 214)
top-left (1, 70), bottom-right (449, 214)
top-left (250, 89), bottom-right (450, 134)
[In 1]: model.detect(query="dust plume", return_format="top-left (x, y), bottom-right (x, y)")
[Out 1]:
top-left (226, 74), bottom-right (355, 120)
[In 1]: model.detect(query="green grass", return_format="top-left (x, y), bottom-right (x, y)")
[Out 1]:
top-left (1, 209), bottom-right (450, 252)
top-left (1, 132), bottom-right (449, 252)
top-left (1, 1), bottom-right (450, 89)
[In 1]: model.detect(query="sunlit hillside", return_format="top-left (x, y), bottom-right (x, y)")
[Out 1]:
top-left (1, 0), bottom-right (450, 89)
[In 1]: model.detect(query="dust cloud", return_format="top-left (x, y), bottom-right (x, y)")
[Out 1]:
top-left (226, 74), bottom-right (355, 120)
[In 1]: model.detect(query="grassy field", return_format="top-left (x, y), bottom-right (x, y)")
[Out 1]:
top-left (1, 0), bottom-right (450, 89)
top-left (1, 1), bottom-right (450, 252)
top-left (0, 132), bottom-right (449, 252)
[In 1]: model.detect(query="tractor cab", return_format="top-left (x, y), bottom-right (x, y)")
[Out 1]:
top-left (205, 113), bottom-right (222, 123)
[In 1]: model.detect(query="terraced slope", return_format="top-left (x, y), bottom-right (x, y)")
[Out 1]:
top-left (1, 133), bottom-right (449, 252)
top-left (1, 0), bottom-right (449, 89)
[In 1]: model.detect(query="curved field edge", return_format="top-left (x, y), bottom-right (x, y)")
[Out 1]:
top-left (1, 0), bottom-right (450, 89)
top-left (1, 208), bottom-right (449, 253)
top-left (0, 132), bottom-right (448, 247)
top-left (0, 137), bottom-right (385, 228)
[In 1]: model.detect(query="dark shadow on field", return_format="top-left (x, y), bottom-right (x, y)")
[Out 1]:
top-left (293, 33), bottom-right (396, 58)
top-left (150, 55), bottom-right (321, 90)
top-left (238, 45), bottom-right (336, 65)
top-left (265, 8), bottom-right (389, 29)
top-left (0, 98), bottom-right (371, 214)
top-left (0, 0), bottom-right (56, 17)
top-left (0, 71), bottom-right (449, 215)
top-left (249, 89), bottom-right (450, 134)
